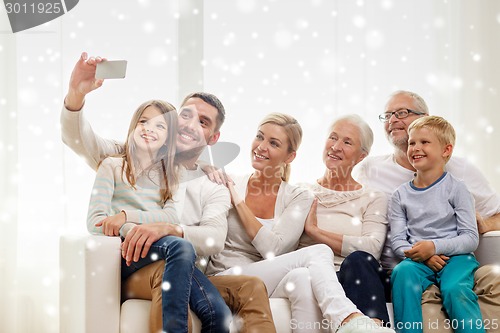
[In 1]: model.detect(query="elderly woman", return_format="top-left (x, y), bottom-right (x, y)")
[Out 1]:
top-left (206, 113), bottom-right (394, 333)
top-left (298, 114), bottom-right (391, 326)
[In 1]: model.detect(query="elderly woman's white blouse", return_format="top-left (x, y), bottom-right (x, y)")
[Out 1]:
top-left (297, 182), bottom-right (388, 269)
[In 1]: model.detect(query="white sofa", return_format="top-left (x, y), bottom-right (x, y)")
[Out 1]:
top-left (60, 234), bottom-right (293, 333)
top-left (60, 232), bottom-right (500, 333)
top-left (475, 230), bottom-right (500, 266)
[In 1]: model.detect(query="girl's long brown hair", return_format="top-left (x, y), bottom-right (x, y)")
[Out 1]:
top-left (121, 100), bottom-right (179, 204)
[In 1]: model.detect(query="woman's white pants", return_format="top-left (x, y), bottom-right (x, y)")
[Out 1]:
top-left (217, 244), bottom-right (359, 332)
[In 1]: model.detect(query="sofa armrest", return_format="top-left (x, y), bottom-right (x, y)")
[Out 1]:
top-left (270, 298), bottom-right (292, 333)
top-left (475, 231), bottom-right (500, 266)
top-left (60, 234), bottom-right (122, 333)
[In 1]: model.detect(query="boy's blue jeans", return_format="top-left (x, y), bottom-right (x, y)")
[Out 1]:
top-left (121, 235), bottom-right (231, 333)
top-left (391, 254), bottom-right (484, 333)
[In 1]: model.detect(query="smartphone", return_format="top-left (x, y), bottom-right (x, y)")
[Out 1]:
top-left (95, 60), bottom-right (128, 79)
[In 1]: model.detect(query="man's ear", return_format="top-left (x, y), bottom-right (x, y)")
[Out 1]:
top-left (208, 131), bottom-right (221, 146)
top-left (285, 151), bottom-right (296, 164)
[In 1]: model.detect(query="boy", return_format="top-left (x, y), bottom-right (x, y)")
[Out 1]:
top-left (388, 116), bottom-right (484, 333)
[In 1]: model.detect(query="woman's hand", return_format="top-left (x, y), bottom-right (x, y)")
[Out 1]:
top-left (95, 211), bottom-right (126, 236)
top-left (227, 180), bottom-right (243, 207)
top-left (404, 240), bottom-right (435, 262)
top-left (304, 198), bottom-right (319, 236)
top-left (424, 254), bottom-right (449, 272)
top-left (200, 163), bottom-right (234, 185)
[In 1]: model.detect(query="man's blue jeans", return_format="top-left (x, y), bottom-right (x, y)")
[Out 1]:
top-left (121, 235), bottom-right (231, 333)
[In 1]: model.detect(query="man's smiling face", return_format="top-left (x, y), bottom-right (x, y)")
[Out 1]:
top-left (176, 97), bottom-right (220, 156)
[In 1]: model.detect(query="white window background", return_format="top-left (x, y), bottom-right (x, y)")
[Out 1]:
top-left (0, 1), bottom-right (499, 332)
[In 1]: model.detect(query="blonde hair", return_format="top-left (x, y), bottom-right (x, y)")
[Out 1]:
top-left (122, 100), bottom-right (179, 204)
top-left (408, 115), bottom-right (456, 162)
top-left (258, 113), bottom-right (303, 182)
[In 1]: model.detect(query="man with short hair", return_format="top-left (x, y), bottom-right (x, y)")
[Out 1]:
top-left (354, 90), bottom-right (500, 333)
top-left (61, 52), bottom-right (276, 333)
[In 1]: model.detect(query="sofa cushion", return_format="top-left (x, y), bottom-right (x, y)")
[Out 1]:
top-left (475, 230), bottom-right (500, 266)
top-left (120, 298), bottom-right (394, 332)
top-left (120, 298), bottom-right (292, 333)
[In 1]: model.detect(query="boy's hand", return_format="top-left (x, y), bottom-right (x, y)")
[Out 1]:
top-left (404, 240), bottom-right (435, 262)
top-left (424, 254), bottom-right (450, 272)
top-left (95, 211), bottom-right (126, 236)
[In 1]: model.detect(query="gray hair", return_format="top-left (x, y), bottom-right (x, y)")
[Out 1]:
top-left (329, 114), bottom-right (374, 154)
top-left (388, 90), bottom-right (429, 114)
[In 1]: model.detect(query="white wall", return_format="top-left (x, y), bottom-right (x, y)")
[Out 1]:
top-left (0, 1), bottom-right (499, 332)
top-left (203, 1), bottom-right (500, 189)
top-left (0, 16), bottom-right (19, 332)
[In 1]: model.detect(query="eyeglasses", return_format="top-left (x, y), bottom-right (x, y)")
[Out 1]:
top-left (378, 108), bottom-right (426, 122)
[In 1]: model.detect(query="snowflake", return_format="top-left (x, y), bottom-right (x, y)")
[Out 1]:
top-left (351, 217), bottom-right (361, 226)
top-left (274, 30), bottom-right (293, 48)
top-left (143, 21), bottom-right (155, 33)
top-left (265, 252), bottom-right (275, 260)
top-left (285, 282), bottom-right (295, 292)
top-left (205, 237), bottom-right (215, 247)
top-left (353, 16), bottom-right (366, 29)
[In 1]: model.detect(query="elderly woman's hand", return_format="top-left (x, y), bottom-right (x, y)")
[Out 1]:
top-left (304, 198), bottom-right (319, 236)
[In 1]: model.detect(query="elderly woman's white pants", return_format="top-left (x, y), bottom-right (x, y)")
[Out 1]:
top-left (216, 244), bottom-right (359, 332)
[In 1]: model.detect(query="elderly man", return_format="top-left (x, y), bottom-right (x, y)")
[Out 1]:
top-left (354, 90), bottom-right (500, 333)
